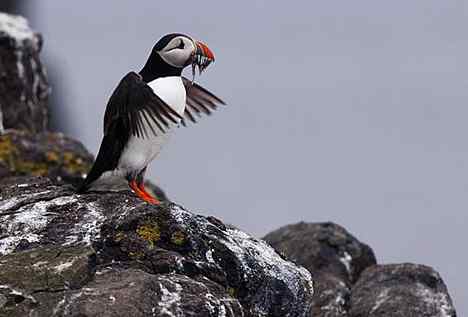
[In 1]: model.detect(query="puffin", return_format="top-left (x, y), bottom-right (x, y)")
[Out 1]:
top-left (77, 33), bottom-right (225, 204)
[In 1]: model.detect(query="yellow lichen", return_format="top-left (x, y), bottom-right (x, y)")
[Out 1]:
top-left (0, 133), bottom-right (91, 177)
top-left (15, 161), bottom-right (48, 176)
top-left (63, 151), bottom-right (89, 174)
top-left (114, 231), bottom-right (126, 242)
top-left (128, 251), bottom-right (144, 259)
top-left (136, 223), bottom-right (160, 248)
top-left (46, 151), bottom-right (60, 162)
top-left (227, 287), bottom-right (236, 297)
top-left (0, 136), bottom-right (48, 175)
top-left (171, 231), bottom-right (186, 246)
top-left (0, 135), bottom-right (18, 169)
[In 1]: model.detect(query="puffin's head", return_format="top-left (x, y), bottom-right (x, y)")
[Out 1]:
top-left (153, 33), bottom-right (215, 75)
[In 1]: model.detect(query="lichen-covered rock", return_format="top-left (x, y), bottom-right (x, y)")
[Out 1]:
top-left (0, 12), bottom-right (49, 133)
top-left (0, 130), bottom-right (93, 187)
top-left (0, 176), bottom-right (314, 317)
top-left (348, 263), bottom-right (457, 317)
top-left (264, 222), bottom-right (376, 316)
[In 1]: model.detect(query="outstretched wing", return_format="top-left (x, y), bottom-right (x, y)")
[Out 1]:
top-left (181, 76), bottom-right (226, 126)
top-left (104, 72), bottom-right (183, 138)
top-left (77, 72), bottom-right (182, 192)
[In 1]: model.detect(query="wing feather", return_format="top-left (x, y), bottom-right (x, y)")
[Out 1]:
top-left (104, 72), bottom-right (181, 138)
top-left (181, 76), bottom-right (226, 125)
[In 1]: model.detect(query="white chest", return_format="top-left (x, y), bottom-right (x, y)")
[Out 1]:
top-left (117, 76), bottom-right (186, 172)
top-left (147, 76), bottom-right (186, 117)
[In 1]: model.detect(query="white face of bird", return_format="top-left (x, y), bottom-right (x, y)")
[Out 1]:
top-left (157, 35), bottom-right (196, 68)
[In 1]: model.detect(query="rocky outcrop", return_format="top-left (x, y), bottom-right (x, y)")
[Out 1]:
top-left (0, 176), bottom-right (314, 316)
top-left (0, 130), bottom-right (93, 187)
top-left (264, 222), bottom-right (376, 285)
top-left (349, 263), bottom-right (456, 317)
top-left (264, 222), bottom-right (377, 317)
top-left (0, 12), bottom-right (49, 133)
top-left (264, 223), bottom-right (457, 317)
top-left (56, 269), bottom-right (244, 317)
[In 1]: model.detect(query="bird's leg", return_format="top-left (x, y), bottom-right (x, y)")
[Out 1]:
top-left (137, 181), bottom-right (160, 205)
top-left (128, 180), bottom-right (160, 205)
top-left (128, 179), bottom-right (146, 200)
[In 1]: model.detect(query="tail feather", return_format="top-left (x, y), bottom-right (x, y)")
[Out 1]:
top-left (76, 160), bottom-right (104, 193)
top-left (76, 134), bottom-right (123, 193)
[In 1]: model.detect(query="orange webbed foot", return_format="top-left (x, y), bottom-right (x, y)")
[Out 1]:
top-left (129, 180), bottom-right (161, 205)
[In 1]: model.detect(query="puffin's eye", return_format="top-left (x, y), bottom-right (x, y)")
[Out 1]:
top-left (177, 40), bottom-right (185, 49)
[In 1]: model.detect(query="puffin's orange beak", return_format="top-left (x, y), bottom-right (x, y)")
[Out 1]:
top-left (191, 40), bottom-right (215, 77)
top-left (195, 41), bottom-right (215, 61)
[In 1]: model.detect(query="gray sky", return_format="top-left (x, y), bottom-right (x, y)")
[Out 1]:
top-left (27, 1), bottom-right (467, 313)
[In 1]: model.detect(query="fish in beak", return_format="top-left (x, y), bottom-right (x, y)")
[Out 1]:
top-left (191, 40), bottom-right (215, 83)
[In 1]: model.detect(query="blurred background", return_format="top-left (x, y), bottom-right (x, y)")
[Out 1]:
top-left (4, 1), bottom-right (467, 313)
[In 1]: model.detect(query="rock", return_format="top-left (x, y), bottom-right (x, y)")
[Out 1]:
top-left (264, 222), bottom-right (376, 285)
top-left (309, 273), bottom-right (349, 317)
top-left (0, 245), bottom-right (95, 292)
top-left (0, 245), bottom-right (96, 316)
top-left (0, 12), bottom-right (49, 133)
top-left (0, 130), bottom-right (93, 187)
top-left (55, 269), bottom-right (244, 317)
top-left (349, 263), bottom-right (457, 317)
top-left (264, 222), bottom-right (376, 316)
top-left (0, 176), bottom-right (314, 317)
